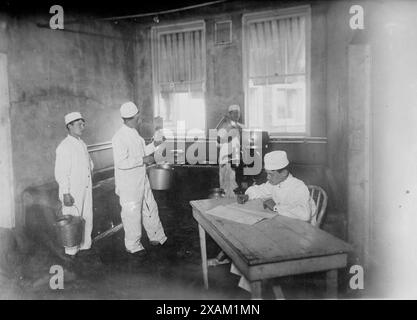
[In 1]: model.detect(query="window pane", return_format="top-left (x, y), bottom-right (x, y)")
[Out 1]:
top-left (153, 22), bottom-right (206, 132)
top-left (159, 91), bottom-right (205, 131)
top-left (248, 76), bottom-right (306, 133)
top-left (245, 11), bottom-right (308, 135)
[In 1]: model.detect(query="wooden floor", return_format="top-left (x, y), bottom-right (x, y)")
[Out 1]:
top-left (0, 195), bottom-right (358, 299)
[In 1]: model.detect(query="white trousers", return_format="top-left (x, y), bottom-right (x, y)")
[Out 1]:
top-left (219, 163), bottom-right (238, 198)
top-left (120, 179), bottom-right (167, 253)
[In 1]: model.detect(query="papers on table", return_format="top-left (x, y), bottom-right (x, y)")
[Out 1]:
top-left (205, 199), bottom-right (276, 225)
top-left (230, 263), bottom-right (251, 292)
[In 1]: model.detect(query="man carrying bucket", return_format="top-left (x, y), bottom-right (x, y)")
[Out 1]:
top-left (55, 112), bottom-right (94, 256)
top-left (112, 102), bottom-right (167, 260)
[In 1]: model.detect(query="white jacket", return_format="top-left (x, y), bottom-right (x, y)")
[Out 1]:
top-left (55, 135), bottom-right (93, 201)
top-left (218, 120), bottom-right (243, 165)
top-left (245, 174), bottom-right (313, 222)
top-left (112, 125), bottom-right (155, 203)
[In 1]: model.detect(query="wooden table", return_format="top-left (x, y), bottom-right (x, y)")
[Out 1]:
top-left (190, 198), bottom-right (352, 299)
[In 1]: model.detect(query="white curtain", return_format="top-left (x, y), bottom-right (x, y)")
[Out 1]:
top-left (248, 15), bottom-right (306, 84)
top-left (158, 29), bottom-right (205, 93)
top-left (247, 15), bottom-right (307, 133)
top-left (155, 27), bottom-right (206, 130)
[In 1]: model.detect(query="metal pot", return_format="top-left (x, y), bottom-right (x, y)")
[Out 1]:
top-left (147, 163), bottom-right (174, 190)
top-left (208, 188), bottom-right (226, 199)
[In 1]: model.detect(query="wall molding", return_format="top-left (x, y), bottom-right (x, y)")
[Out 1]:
top-left (86, 137), bottom-right (328, 152)
top-left (88, 141), bottom-right (112, 153)
top-left (269, 136), bottom-right (327, 144)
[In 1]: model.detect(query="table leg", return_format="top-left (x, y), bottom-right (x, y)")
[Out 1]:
top-left (250, 281), bottom-right (262, 299)
top-left (198, 224), bottom-right (208, 290)
top-left (326, 269), bottom-right (338, 299)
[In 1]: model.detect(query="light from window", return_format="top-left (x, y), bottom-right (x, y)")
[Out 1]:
top-left (152, 22), bottom-right (206, 133)
top-left (244, 7), bottom-right (310, 135)
top-left (159, 91), bottom-right (205, 131)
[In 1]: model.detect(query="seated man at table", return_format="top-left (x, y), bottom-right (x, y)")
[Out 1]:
top-left (242, 150), bottom-right (313, 223)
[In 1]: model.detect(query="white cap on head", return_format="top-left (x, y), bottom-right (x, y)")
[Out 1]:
top-left (120, 101), bottom-right (139, 118)
top-left (65, 112), bottom-right (84, 125)
top-left (264, 151), bottom-right (289, 171)
top-left (228, 104), bottom-right (240, 112)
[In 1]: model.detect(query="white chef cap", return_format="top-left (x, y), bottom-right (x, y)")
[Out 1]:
top-left (65, 112), bottom-right (84, 125)
top-left (228, 104), bottom-right (240, 112)
top-left (264, 151), bottom-right (289, 171)
top-left (120, 101), bottom-right (139, 118)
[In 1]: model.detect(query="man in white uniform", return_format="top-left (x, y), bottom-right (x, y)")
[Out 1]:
top-left (218, 104), bottom-right (244, 197)
top-left (55, 112), bottom-right (94, 256)
top-left (232, 150), bottom-right (314, 292)
top-left (112, 102), bottom-right (167, 257)
top-left (244, 150), bottom-right (312, 222)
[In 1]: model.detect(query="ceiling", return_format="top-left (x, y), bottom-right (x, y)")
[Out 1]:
top-left (1, 0), bottom-right (234, 17)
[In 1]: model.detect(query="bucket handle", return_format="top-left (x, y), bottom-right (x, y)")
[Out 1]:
top-left (55, 203), bottom-right (81, 220)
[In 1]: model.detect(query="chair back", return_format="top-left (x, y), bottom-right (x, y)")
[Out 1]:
top-left (308, 185), bottom-right (328, 228)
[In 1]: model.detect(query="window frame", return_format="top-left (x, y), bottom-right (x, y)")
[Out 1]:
top-left (242, 5), bottom-right (312, 138)
top-left (151, 20), bottom-right (207, 132)
top-left (214, 20), bottom-right (233, 45)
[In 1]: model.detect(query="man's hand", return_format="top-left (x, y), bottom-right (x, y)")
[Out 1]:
top-left (237, 194), bottom-right (249, 204)
top-left (153, 130), bottom-right (166, 147)
top-left (263, 198), bottom-right (276, 211)
top-left (143, 155), bottom-right (155, 165)
top-left (63, 193), bottom-right (74, 207)
top-left (154, 138), bottom-right (165, 147)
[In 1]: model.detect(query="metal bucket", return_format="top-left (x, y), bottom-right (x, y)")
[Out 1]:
top-left (56, 214), bottom-right (84, 247)
top-left (148, 164), bottom-right (174, 190)
top-left (208, 188), bottom-right (226, 199)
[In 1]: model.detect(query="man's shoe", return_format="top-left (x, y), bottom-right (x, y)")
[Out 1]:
top-left (66, 254), bottom-right (77, 260)
top-left (150, 241), bottom-right (161, 246)
top-left (127, 250), bottom-right (147, 259)
top-left (126, 250), bottom-right (147, 269)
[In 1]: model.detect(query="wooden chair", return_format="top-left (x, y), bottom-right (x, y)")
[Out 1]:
top-left (307, 185), bottom-right (328, 228)
top-left (271, 185), bottom-right (328, 299)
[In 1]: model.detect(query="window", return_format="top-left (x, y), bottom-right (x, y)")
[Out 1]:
top-left (215, 20), bottom-right (232, 45)
top-left (243, 6), bottom-right (311, 136)
top-left (152, 21), bottom-right (206, 133)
